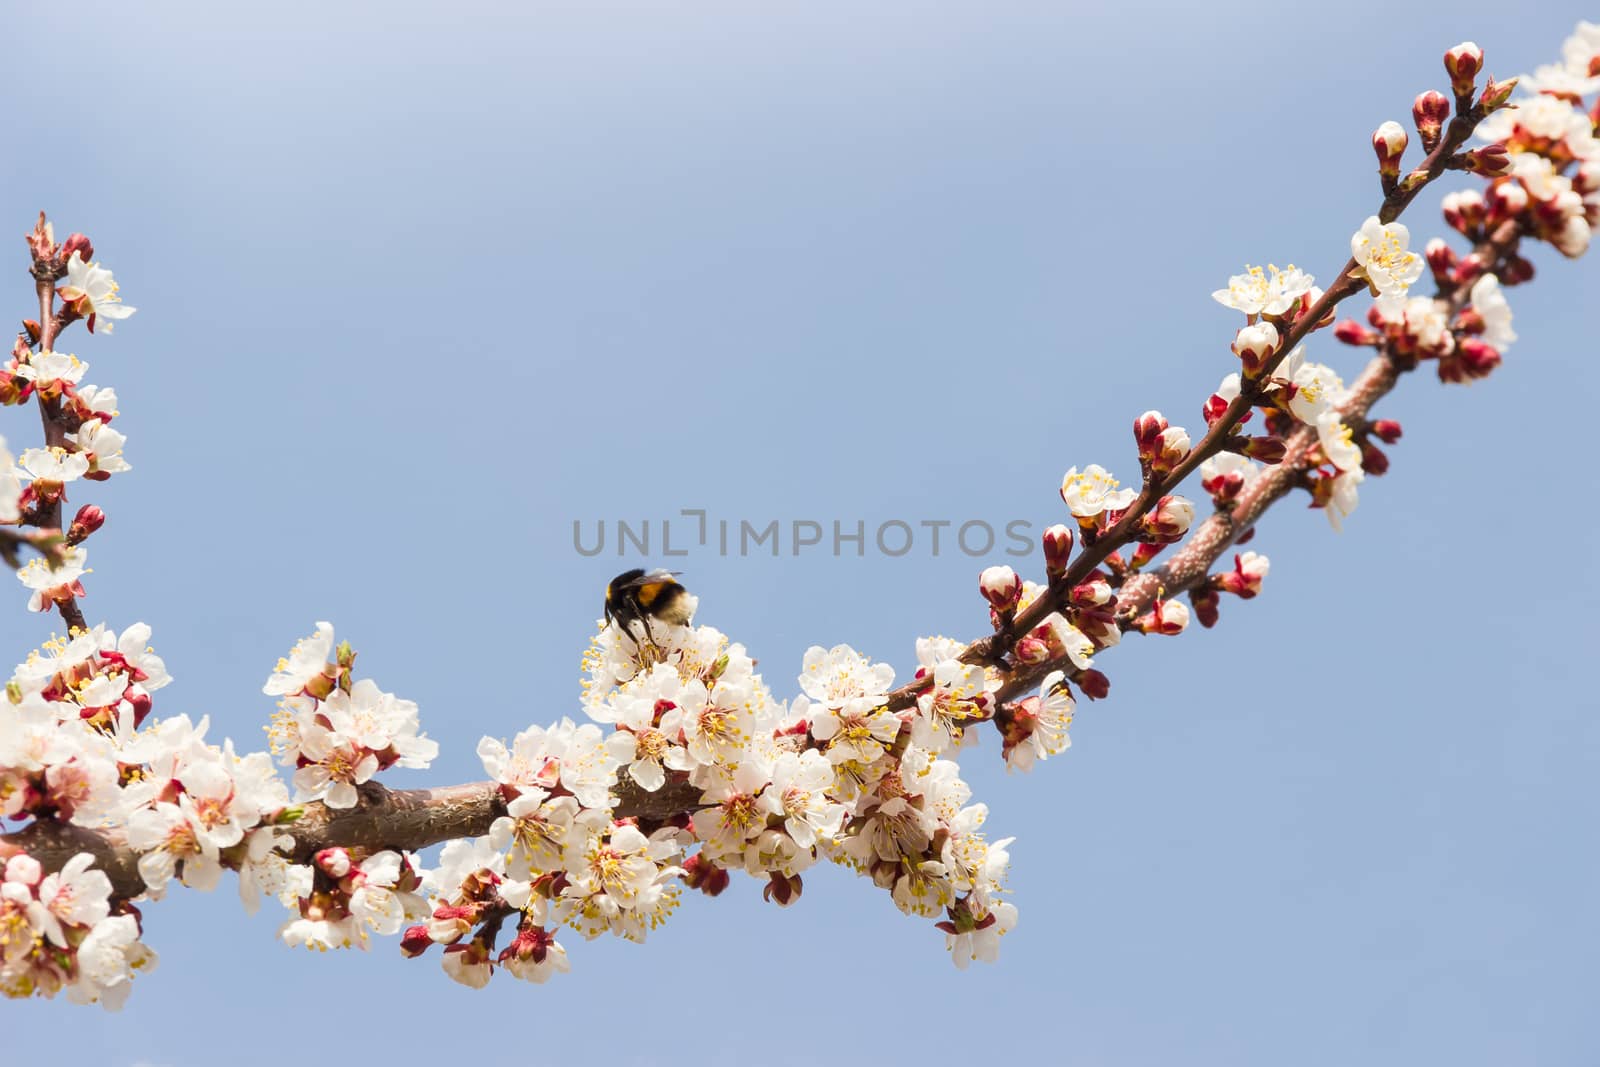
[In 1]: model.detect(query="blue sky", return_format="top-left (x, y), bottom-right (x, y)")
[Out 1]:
top-left (5, 2), bottom-right (1597, 1064)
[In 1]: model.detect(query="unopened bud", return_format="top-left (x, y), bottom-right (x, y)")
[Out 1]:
top-left (1412, 90), bottom-right (1451, 151)
top-left (1214, 551), bottom-right (1270, 599)
top-left (1137, 495), bottom-right (1194, 544)
top-left (1422, 238), bottom-right (1457, 285)
top-left (1360, 441), bottom-right (1390, 475)
top-left (1450, 251), bottom-right (1487, 289)
top-left (1133, 598), bottom-right (1190, 636)
top-left (1460, 143), bottom-right (1513, 177)
top-left (979, 565), bottom-right (1023, 612)
top-left (67, 504), bottom-right (105, 545)
top-left (400, 925), bottom-right (434, 958)
top-left (315, 847), bottom-right (352, 879)
top-left (1013, 634), bottom-right (1051, 665)
top-left (1239, 435), bottom-right (1288, 464)
top-left (1203, 391), bottom-right (1230, 427)
top-left (1069, 578), bottom-right (1113, 608)
top-left (5, 854), bottom-right (43, 887)
top-left (1152, 425), bottom-right (1190, 476)
top-left (1500, 254), bottom-right (1535, 286)
top-left (1370, 419), bottom-right (1403, 444)
top-left (1231, 321), bottom-right (1280, 377)
top-left (1478, 75), bottom-right (1517, 113)
top-left (682, 853), bottom-right (731, 896)
top-left (60, 233), bottom-right (93, 264)
top-left (1132, 410), bottom-right (1168, 462)
top-left (1373, 120), bottom-right (1407, 181)
top-left (1441, 189), bottom-right (1486, 236)
top-left (1485, 180), bottom-right (1528, 224)
top-left (1041, 524), bottom-right (1073, 578)
top-left (1191, 587), bottom-right (1221, 629)
top-left (1457, 337), bottom-right (1501, 378)
top-left (1076, 669), bottom-right (1110, 700)
top-left (1334, 319), bottom-right (1380, 346)
top-left (1443, 41), bottom-right (1484, 99)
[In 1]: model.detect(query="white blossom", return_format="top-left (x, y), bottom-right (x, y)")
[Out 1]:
top-left (1351, 216), bottom-right (1425, 316)
top-left (1059, 464), bottom-right (1137, 519)
top-left (60, 253), bottom-right (136, 334)
top-left (1469, 274), bottom-right (1517, 349)
top-left (1212, 263), bottom-right (1315, 316)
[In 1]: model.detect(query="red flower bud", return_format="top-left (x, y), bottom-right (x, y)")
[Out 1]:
top-left (67, 504), bottom-right (105, 545)
top-left (1460, 143), bottom-right (1513, 177)
top-left (1486, 178), bottom-right (1529, 224)
top-left (315, 848), bottom-right (352, 878)
top-left (1424, 237), bottom-right (1457, 285)
top-left (60, 233), bottom-right (94, 264)
top-left (1439, 339), bottom-right (1501, 382)
top-left (1137, 495), bottom-right (1194, 544)
top-left (1132, 410), bottom-right (1168, 462)
top-left (1132, 598), bottom-right (1190, 636)
top-left (1334, 319), bottom-right (1380, 346)
top-left (1370, 419), bottom-right (1403, 444)
top-left (1458, 338), bottom-right (1501, 377)
top-left (1373, 121), bottom-right (1408, 182)
top-left (1443, 41), bottom-right (1484, 99)
top-left (1360, 441), bottom-right (1390, 476)
top-left (1191, 587), bottom-right (1221, 629)
top-left (682, 853), bottom-right (731, 897)
top-left (1441, 189), bottom-right (1486, 236)
top-left (1013, 634), bottom-right (1051, 665)
top-left (400, 925), bottom-right (434, 958)
top-left (979, 565), bottom-right (1023, 612)
top-left (1412, 90), bottom-right (1451, 151)
top-left (1076, 669), bottom-right (1110, 700)
top-left (1232, 322), bottom-right (1280, 378)
top-left (1239, 436), bottom-right (1288, 464)
top-left (1203, 391), bottom-right (1231, 427)
top-left (1451, 252), bottom-right (1487, 287)
top-left (1042, 524), bottom-right (1073, 578)
top-left (1069, 578), bottom-right (1113, 608)
top-left (1500, 255), bottom-right (1535, 285)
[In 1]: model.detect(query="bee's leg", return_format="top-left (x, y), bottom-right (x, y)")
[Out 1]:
top-left (642, 613), bottom-right (659, 649)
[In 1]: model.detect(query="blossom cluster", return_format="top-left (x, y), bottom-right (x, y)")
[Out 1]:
top-left (264, 622), bottom-right (439, 809)
top-left (0, 850), bottom-right (151, 1007)
top-left (4, 220), bottom-right (133, 619)
top-left (391, 615), bottom-right (1020, 988)
top-left (1, 623), bottom-right (298, 1005)
top-left (963, 30), bottom-right (1597, 737)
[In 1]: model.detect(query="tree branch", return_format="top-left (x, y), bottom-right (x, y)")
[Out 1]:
top-left (874, 99), bottom-right (1494, 713)
top-left (0, 774), bottom-right (705, 901)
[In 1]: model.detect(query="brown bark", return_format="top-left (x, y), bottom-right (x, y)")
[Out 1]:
top-left (1, 774), bottom-right (705, 901)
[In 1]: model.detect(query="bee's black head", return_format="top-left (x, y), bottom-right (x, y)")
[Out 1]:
top-left (608, 568), bottom-right (647, 597)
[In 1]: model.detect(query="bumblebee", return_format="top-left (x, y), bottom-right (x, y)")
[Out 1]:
top-left (604, 568), bottom-right (695, 646)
